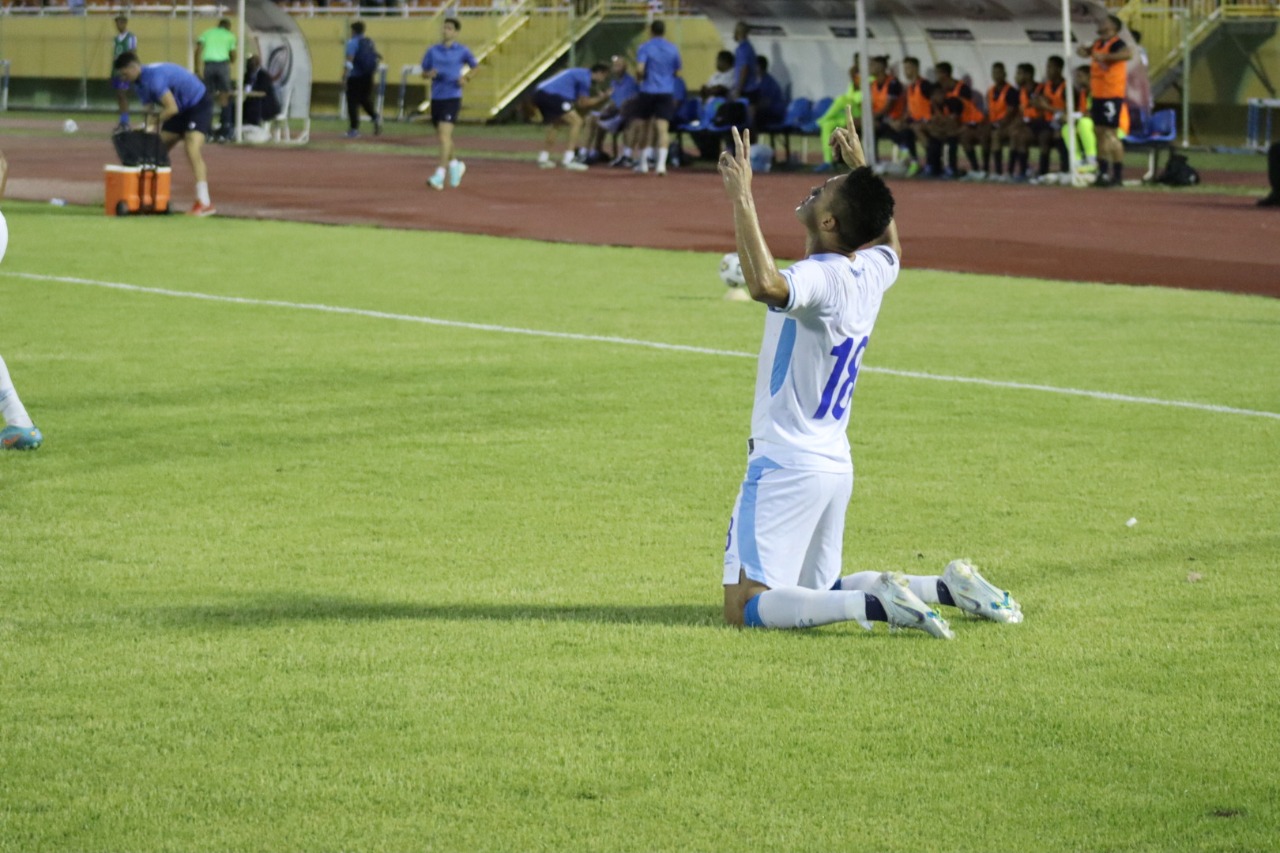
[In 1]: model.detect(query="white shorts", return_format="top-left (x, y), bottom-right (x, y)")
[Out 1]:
top-left (722, 457), bottom-right (853, 591)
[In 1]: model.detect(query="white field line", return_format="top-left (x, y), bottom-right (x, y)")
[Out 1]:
top-left (5, 270), bottom-right (1279, 422)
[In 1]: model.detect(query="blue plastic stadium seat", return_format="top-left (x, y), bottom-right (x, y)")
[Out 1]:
top-left (1124, 108), bottom-right (1178, 180)
top-left (799, 97), bottom-right (834, 135)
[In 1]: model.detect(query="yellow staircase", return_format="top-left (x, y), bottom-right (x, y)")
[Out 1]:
top-left (464, 0), bottom-right (607, 119)
top-left (1119, 0), bottom-right (1280, 93)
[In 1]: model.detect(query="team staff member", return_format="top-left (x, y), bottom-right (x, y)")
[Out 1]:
top-left (111, 15), bottom-right (137, 130)
top-left (421, 17), bottom-right (478, 191)
top-left (533, 63), bottom-right (611, 171)
top-left (114, 52), bottom-right (216, 216)
top-left (634, 20), bottom-right (682, 176)
top-left (982, 61), bottom-right (1020, 179)
top-left (195, 18), bottom-right (237, 141)
top-left (343, 21), bottom-right (382, 139)
top-left (730, 21), bottom-right (760, 124)
top-left (1078, 14), bottom-right (1132, 187)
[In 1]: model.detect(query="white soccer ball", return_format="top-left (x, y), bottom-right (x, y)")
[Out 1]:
top-left (719, 252), bottom-right (746, 288)
top-left (0, 210), bottom-right (8, 265)
top-left (63, 119), bottom-right (78, 134)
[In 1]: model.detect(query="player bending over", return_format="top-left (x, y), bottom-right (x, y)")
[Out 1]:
top-left (717, 109), bottom-right (1022, 637)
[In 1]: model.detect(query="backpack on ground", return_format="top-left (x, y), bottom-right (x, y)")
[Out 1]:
top-left (1157, 153), bottom-right (1199, 187)
top-left (351, 36), bottom-right (380, 78)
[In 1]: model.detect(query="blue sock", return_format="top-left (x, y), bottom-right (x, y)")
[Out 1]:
top-left (743, 594), bottom-right (765, 628)
top-left (120, 112), bottom-right (130, 125)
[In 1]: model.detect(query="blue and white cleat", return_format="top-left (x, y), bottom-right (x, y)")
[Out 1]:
top-left (1, 425), bottom-right (43, 450)
top-left (427, 171), bottom-right (446, 191)
top-left (868, 572), bottom-right (954, 639)
top-left (448, 160), bottom-right (466, 188)
top-left (942, 559), bottom-right (1023, 624)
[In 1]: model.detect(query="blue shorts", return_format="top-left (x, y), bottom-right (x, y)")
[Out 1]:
top-left (534, 89), bottom-right (574, 124)
top-left (160, 94), bottom-right (215, 137)
top-left (431, 97), bottom-right (461, 126)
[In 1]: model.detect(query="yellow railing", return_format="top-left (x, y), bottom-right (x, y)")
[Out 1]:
top-left (1119, 0), bottom-right (1280, 83)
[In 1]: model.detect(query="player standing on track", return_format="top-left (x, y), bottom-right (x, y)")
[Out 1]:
top-left (421, 17), bottom-right (478, 192)
top-left (114, 53), bottom-right (217, 216)
top-left (633, 20), bottom-right (682, 176)
top-left (717, 107), bottom-right (1023, 637)
top-left (111, 15), bottom-right (137, 131)
top-left (1078, 14), bottom-right (1132, 188)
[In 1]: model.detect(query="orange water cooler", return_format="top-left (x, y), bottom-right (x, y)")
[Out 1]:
top-left (104, 165), bottom-right (172, 216)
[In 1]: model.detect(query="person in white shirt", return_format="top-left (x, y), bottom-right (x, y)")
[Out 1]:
top-left (717, 110), bottom-right (1022, 638)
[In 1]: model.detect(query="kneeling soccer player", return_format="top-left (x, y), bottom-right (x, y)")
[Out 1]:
top-left (716, 110), bottom-right (1021, 637)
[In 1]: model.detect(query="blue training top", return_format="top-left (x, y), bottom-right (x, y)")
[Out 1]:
top-left (637, 37), bottom-right (682, 95)
top-left (734, 39), bottom-right (760, 93)
top-left (610, 72), bottom-right (638, 107)
top-left (136, 62), bottom-right (207, 111)
top-left (537, 68), bottom-right (592, 102)
top-left (421, 42), bottom-right (478, 100)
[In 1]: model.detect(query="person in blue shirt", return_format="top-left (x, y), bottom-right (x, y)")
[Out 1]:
top-left (755, 55), bottom-right (787, 128)
top-left (633, 20), bottom-right (683, 175)
top-left (584, 55), bottom-right (641, 166)
top-left (534, 63), bottom-right (611, 171)
top-left (731, 22), bottom-right (760, 104)
top-left (343, 21), bottom-right (382, 139)
top-left (421, 18), bottom-right (478, 190)
top-left (113, 52), bottom-right (217, 216)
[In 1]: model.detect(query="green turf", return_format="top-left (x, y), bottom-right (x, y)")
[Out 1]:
top-left (2, 202), bottom-right (1278, 852)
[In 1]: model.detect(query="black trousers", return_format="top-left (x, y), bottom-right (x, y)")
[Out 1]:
top-left (345, 75), bottom-right (379, 130)
top-left (1270, 141), bottom-right (1280, 195)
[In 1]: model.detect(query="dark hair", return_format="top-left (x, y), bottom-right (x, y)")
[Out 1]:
top-left (757, 55), bottom-right (769, 72)
top-left (445, 17), bottom-right (461, 30)
top-left (114, 14), bottom-right (127, 22)
top-left (218, 18), bottom-right (231, 28)
top-left (351, 21), bottom-right (365, 35)
top-left (870, 55), bottom-right (887, 69)
top-left (935, 61), bottom-right (953, 76)
top-left (113, 50), bottom-right (139, 71)
top-left (590, 62), bottom-right (609, 74)
top-left (992, 61), bottom-right (1006, 72)
top-left (1017, 62), bottom-right (1035, 76)
top-left (830, 168), bottom-right (895, 250)
top-left (1130, 28), bottom-right (1143, 43)
top-left (716, 49), bottom-right (734, 65)
top-left (651, 20), bottom-right (665, 36)
top-left (902, 56), bottom-right (919, 67)
top-left (1048, 55), bottom-right (1064, 69)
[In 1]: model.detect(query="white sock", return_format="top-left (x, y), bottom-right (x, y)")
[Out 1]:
top-left (434, 166), bottom-right (446, 178)
top-left (656, 146), bottom-right (668, 169)
top-left (0, 355), bottom-right (35, 429)
top-left (562, 150), bottom-right (575, 165)
top-left (903, 575), bottom-right (942, 604)
top-left (622, 146), bottom-right (632, 157)
top-left (643, 146), bottom-right (654, 161)
top-left (538, 151), bottom-right (550, 162)
top-left (838, 571), bottom-right (941, 605)
top-left (449, 158), bottom-right (460, 167)
top-left (196, 181), bottom-right (211, 206)
top-left (748, 587), bottom-right (871, 630)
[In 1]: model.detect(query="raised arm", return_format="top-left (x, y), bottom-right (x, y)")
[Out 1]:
top-left (829, 104), bottom-right (901, 259)
top-left (718, 127), bottom-right (789, 308)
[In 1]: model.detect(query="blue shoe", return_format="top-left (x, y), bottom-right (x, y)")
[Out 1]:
top-left (812, 161), bottom-right (834, 173)
top-left (427, 171), bottom-right (446, 191)
top-left (448, 160), bottom-right (466, 188)
top-left (345, 129), bottom-right (360, 139)
top-left (1, 425), bottom-right (43, 450)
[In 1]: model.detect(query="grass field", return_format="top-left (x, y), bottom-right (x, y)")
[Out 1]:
top-left (2, 201), bottom-right (1278, 852)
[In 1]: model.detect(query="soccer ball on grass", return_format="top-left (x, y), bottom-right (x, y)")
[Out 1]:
top-left (719, 252), bottom-right (746, 288)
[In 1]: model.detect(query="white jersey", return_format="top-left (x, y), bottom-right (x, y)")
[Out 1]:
top-left (748, 246), bottom-right (899, 472)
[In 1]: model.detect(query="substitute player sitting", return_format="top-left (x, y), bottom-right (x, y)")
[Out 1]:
top-left (717, 108), bottom-right (1022, 637)
top-left (113, 51), bottom-right (216, 216)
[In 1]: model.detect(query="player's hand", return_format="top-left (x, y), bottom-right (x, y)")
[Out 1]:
top-left (829, 103), bottom-right (866, 169)
top-left (718, 126), bottom-right (752, 199)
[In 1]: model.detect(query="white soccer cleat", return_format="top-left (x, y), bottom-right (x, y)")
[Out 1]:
top-left (942, 560), bottom-right (1023, 624)
top-left (538, 159), bottom-right (556, 169)
top-left (868, 572), bottom-right (954, 639)
top-left (564, 160), bottom-right (589, 172)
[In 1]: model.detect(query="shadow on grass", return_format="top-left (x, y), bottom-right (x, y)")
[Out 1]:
top-left (148, 595), bottom-right (721, 629)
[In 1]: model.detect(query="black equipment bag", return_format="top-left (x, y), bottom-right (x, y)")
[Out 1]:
top-left (112, 130), bottom-right (170, 168)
